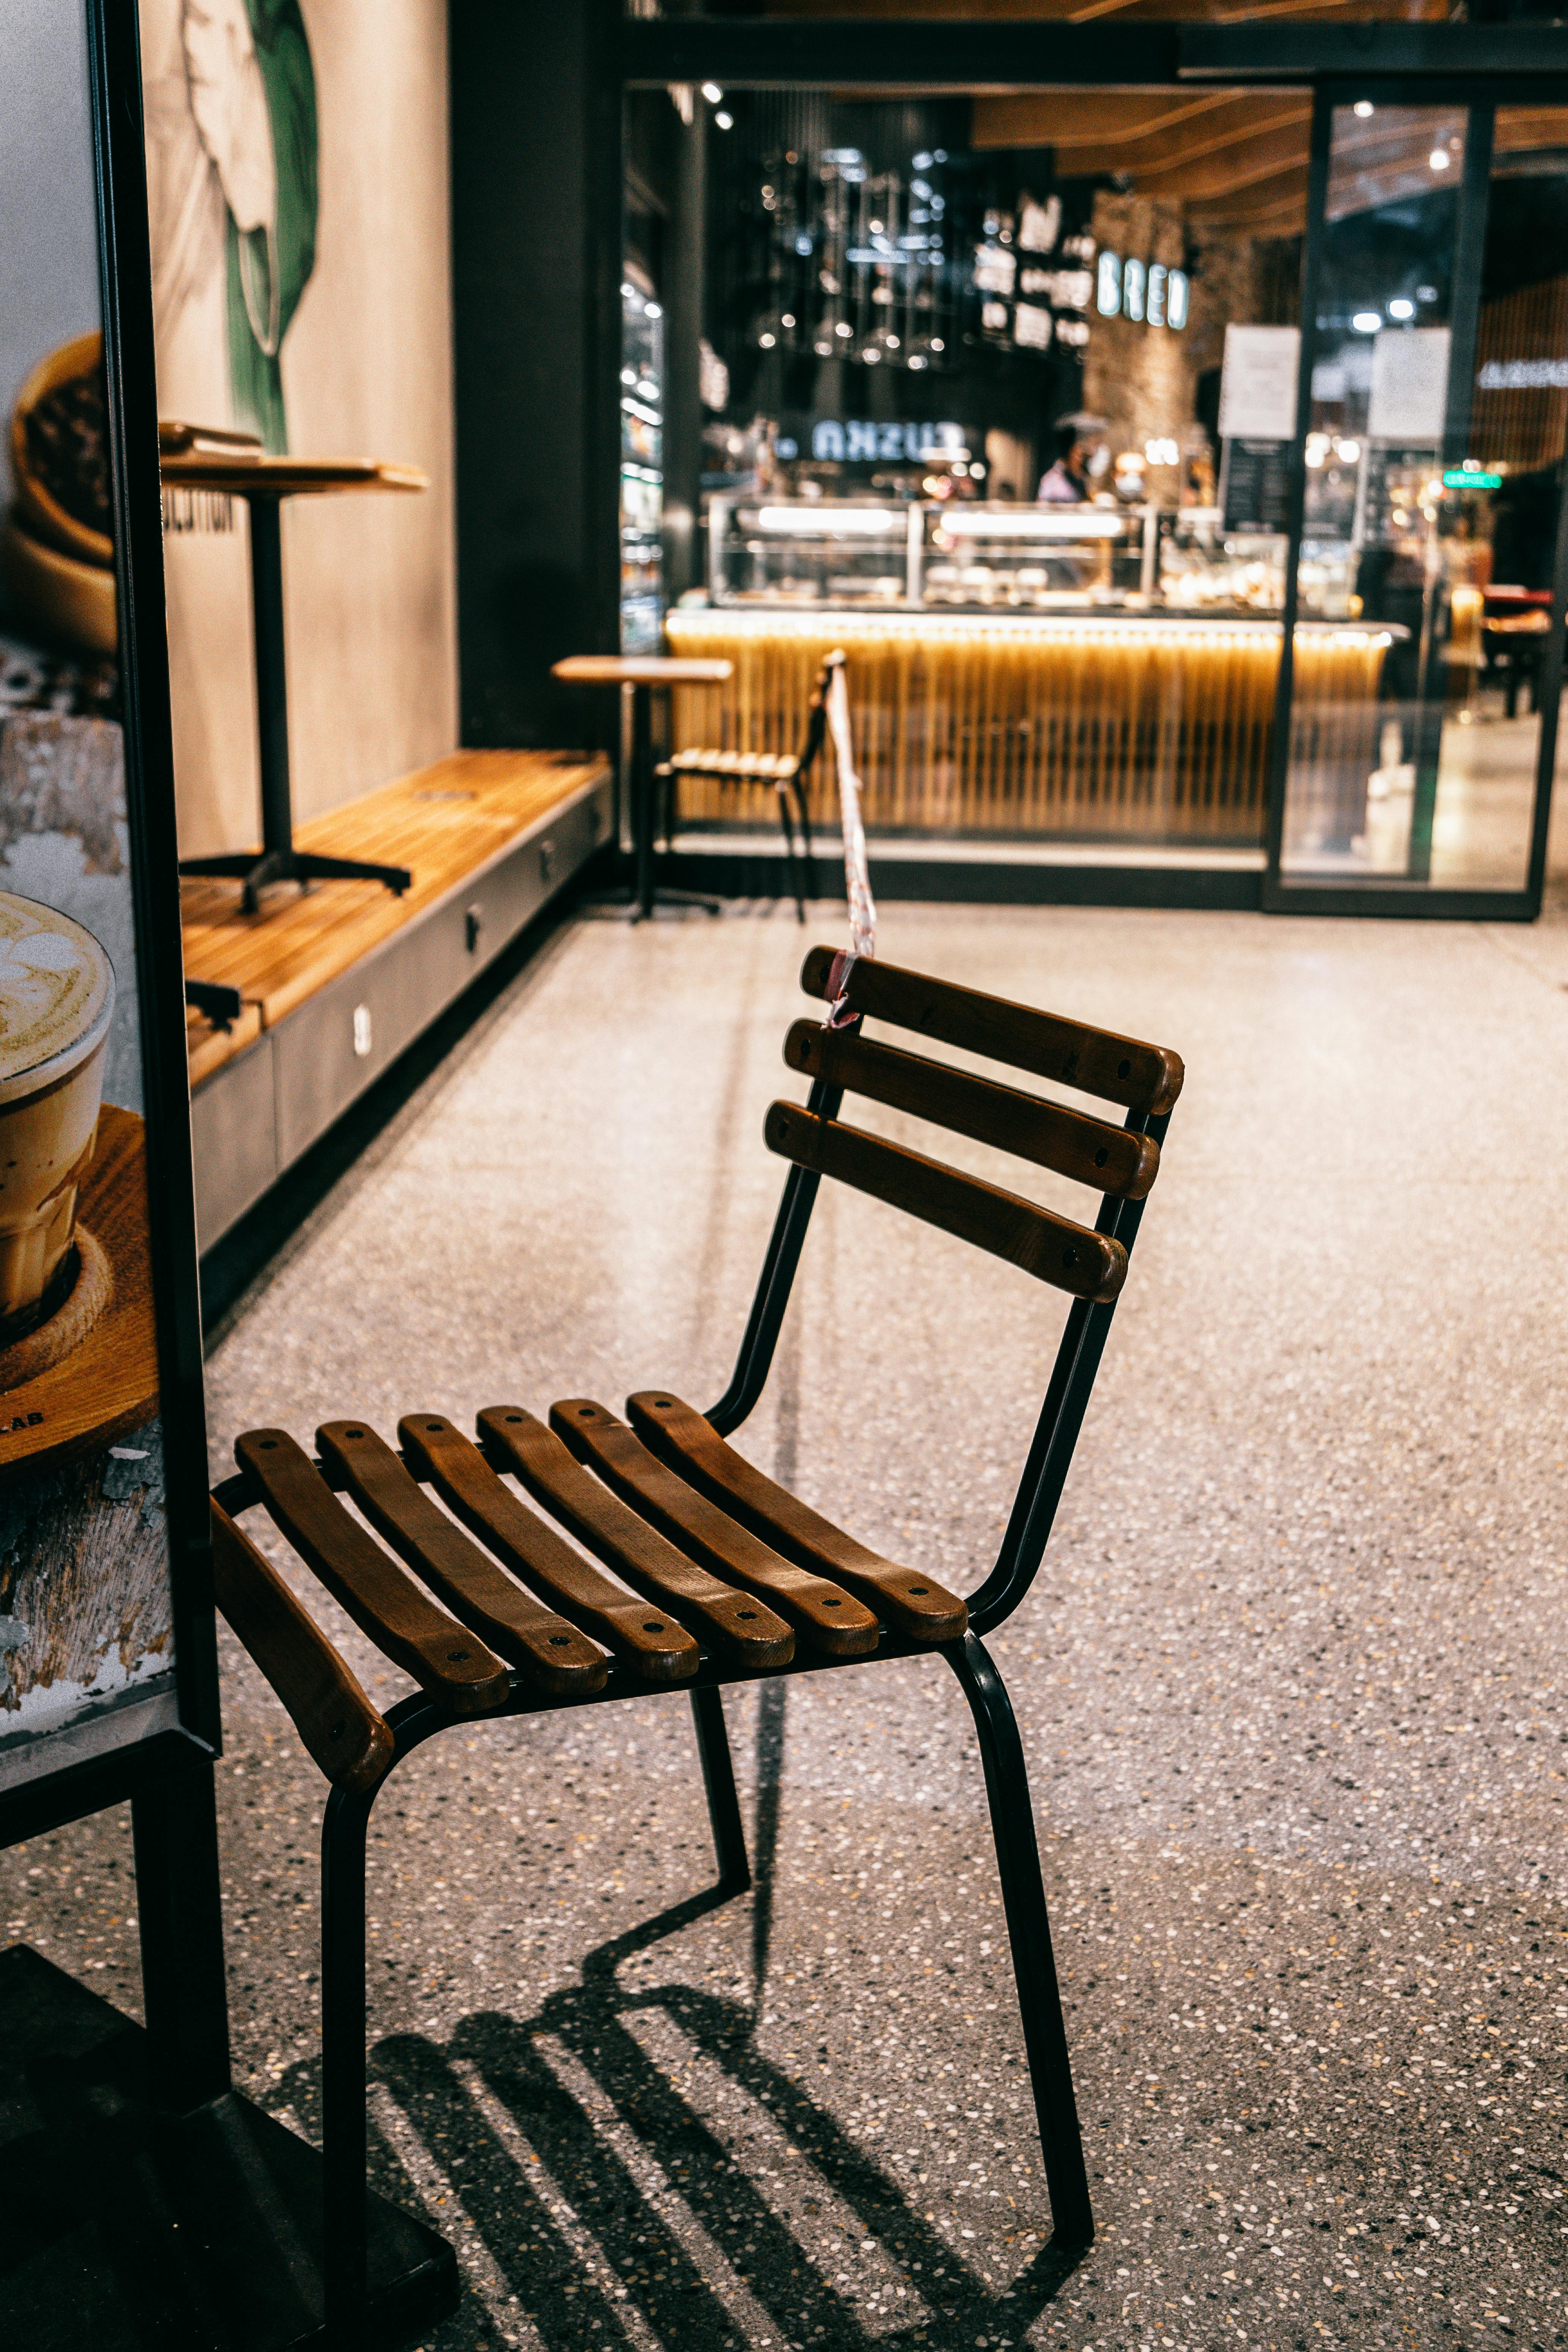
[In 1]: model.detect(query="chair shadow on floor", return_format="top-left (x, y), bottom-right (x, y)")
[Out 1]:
top-left (273, 1680), bottom-right (1092, 2349)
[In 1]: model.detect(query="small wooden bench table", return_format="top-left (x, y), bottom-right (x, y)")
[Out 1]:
top-left (552, 654), bottom-right (732, 920)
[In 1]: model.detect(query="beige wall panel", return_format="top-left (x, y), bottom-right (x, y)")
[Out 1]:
top-left (143, 0), bottom-right (457, 857)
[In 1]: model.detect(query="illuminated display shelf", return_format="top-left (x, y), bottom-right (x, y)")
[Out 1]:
top-left (702, 496), bottom-right (1353, 618)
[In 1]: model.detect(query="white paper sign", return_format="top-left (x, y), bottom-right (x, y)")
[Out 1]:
top-left (1367, 327), bottom-right (1451, 443)
top-left (1218, 325), bottom-right (1301, 441)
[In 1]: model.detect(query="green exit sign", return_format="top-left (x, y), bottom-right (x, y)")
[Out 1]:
top-left (1442, 467), bottom-right (1502, 489)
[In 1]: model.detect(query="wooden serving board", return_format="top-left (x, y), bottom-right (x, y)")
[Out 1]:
top-left (0, 1103), bottom-right (159, 1485)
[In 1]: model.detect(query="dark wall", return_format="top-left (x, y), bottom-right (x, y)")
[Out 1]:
top-left (449, 0), bottom-right (622, 747)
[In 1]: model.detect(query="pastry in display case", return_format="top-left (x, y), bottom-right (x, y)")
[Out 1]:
top-left (1158, 510), bottom-right (1285, 612)
top-left (921, 503), bottom-right (1157, 610)
top-left (707, 496), bottom-right (915, 607)
top-left (704, 497), bottom-right (1349, 616)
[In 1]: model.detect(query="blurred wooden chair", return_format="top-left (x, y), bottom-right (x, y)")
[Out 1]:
top-left (658, 651), bottom-right (844, 921)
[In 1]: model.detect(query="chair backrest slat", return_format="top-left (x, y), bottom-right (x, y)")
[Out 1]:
top-left (765, 1101), bottom-right (1128, 1303)
top-left (800, 945), bottom-right (1184, 1117)
top-left (783, 1019), bottom-right (1159, 1200)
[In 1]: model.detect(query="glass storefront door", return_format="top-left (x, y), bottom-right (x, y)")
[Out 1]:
top-left (620, 19), bottom-right (1568, 915)
top-left (1268, 99), bottom-right (1568, 912)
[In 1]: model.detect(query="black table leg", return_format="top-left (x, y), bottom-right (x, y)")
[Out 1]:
top-left (179, 495), bottom-right (413, 913)
top-left (251, 493), bottom-right (292, 869)
top-left (630, 682), bottom-right (721, 922)
top-left (633, 681), bottom-right (655, 921)
top-left (578, 679), bottom-right (721, 921)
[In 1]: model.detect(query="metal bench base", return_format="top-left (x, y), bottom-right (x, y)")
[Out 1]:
top-left (0, 1942), bottom-right (456, 2350)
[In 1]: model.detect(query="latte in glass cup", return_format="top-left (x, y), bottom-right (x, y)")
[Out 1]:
top-left (0, 892), bottom-right (115, 1339)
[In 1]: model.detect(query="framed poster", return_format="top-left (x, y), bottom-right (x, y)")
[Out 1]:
top-left (0, 0), bottom-right (216, 1818)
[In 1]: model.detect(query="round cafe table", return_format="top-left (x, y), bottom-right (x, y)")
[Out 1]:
top-left (163, 425), bottom-right (428, 913)
top-left (551, 654), bottom-right (733, 921)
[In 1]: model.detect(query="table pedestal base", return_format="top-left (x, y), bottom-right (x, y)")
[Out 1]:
top-left (0, 1944), bottom-right (456, 2351)
top-left (179, 848), bottom-right (413, 918)
top-left (580, 862), bottom-right (724, 923)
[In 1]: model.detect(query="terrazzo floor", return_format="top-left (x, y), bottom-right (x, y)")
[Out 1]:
top-left (9, 892), bottom-right (1568, 2352)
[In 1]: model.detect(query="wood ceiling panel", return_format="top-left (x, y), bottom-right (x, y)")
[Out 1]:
top-left (1185, 163), bottom-right (1310, 229)
top-left (972, 91), bottom-right (1310, 166)
top-left (971, 91), bottom-right (1240, 148)
top-left (1134, 118), bottom-right (1311, 198)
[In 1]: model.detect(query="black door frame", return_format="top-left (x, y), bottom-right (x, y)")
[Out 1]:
top-left (616, 14), bottom-right (1568, 920)
top-left (1261, 79), bottom-right (1568, 919)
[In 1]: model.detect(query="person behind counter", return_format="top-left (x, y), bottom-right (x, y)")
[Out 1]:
top-left (1037, 411), bottom-right (1108, 504)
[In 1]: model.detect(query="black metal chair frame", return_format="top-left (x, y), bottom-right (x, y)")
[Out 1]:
top-left (211, 949), bottom-right (1179, 2343)
top-left (658, 652), bottom-right (836, 922)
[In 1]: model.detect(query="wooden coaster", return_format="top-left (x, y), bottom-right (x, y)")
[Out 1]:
top-left (0, 1227), bottom-right (112, 1391)
top-left (0, 1103), bottom-right (158, 1483)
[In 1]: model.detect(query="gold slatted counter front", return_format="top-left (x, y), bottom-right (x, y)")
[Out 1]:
top-left (665, 609), bottom-right (1394, 848)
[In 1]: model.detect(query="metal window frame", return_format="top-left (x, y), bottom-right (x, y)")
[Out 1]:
top-left (615, 16), bottom-right (1568, 922)
top-left (0, 0), bottom-right (221, 1855)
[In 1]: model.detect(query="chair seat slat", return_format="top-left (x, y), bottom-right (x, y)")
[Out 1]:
top-left (783, 1020), bottom-right (1160, 1200)
top-left (478, 1407), bottom-right (796, 1669)
top-left (396, 1414), bottom-right (701, 1683)
top-left (666, 749), bottom-right (797, 779)
top-left (233, 1428), bottom-right (512, 1714)
top-left (626, 1392), bottom-right (969, 1643)
top-left (765, 1103), bottom-right (1128, 1303)
top-left (316, 1422), bottom-right (613, 1694)
top-left (800, 945), bottom-right (1183, 1117)
top-left (211, 1501), bottom-right (395, 1791)
top-left (551, 1401), bottom-right (881, 1658)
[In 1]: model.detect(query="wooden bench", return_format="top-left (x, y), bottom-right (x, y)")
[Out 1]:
top-left (211, 943), bottom-right (1183, 2333)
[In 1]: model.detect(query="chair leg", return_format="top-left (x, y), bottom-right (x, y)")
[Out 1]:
top-left (775, 785), bottom-right (807, 925)
top-left (690, 1686), bottom-right (751, 1894)
top-left (946, 1632), bottom-right (1094, 2248)
top-left (321, 1782), bottom-right (374, 2342)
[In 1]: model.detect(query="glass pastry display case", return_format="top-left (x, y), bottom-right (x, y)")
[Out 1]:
top-left (706, 498), bottom-right (917, 608)
top-left (687, 499), bottom-right (1400, 855)
top-left (920, 503), bottom-right (1158, 610)
top-left (704, 496), bottom-right (1342, 616)
top-left (1158, 510), bottom-right (1286, 613)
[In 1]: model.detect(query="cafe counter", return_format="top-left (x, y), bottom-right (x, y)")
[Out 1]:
top-left (664, 606), bottom-right (1396, 848)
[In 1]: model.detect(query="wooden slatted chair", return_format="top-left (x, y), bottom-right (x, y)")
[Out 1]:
top-left (210, 944), bottom-right (1183, 2337)
top-left (656, 652), bottom-right (839, 921)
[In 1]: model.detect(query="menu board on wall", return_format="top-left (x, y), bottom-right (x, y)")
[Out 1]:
top-left (1218, 325), bottom-right (1302, 443)
top-left (1217, 327), bottom-right (1300, 534)
top-left (0, 0), bottom-right (194, 1794)
top-left (1222, 439), bottom-right (1293, 533)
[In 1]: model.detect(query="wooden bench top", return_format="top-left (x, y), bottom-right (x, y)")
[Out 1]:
top-left (183, 747), bottom-right (609, 1086)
